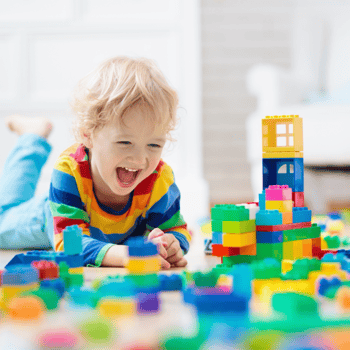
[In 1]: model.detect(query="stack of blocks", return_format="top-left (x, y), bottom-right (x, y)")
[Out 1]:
top-left (211, 115), bottom-right (322, 265)
top-left (126, 237), bottom-right (161, 314)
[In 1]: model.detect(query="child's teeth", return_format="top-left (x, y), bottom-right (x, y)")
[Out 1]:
top-left (124, 167), bottom-right (138, 172)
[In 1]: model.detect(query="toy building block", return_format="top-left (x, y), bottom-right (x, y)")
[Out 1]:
top-left (8, 296), bottom-right (45, 321)
top-left (211, 204), bottom-right (249, 221)
top-left (256, 243), bottom-right (283, 261)
top-left (126, 256), bottom-right (161, 274)
top-left (193, 270), bottom-right (219, 288)
top-left (240, 243), bottom-right (257, 255)
top-left (238, 202), bottom-right (260, 220)
top-left (302, 239), bottom-right (313, 258)
top-left (263, 151), bottom-right (303, 159)
top-left (256, 221), bottom-right (311, 232)
top-left (41, 278), bottom-right (65, 298)
top-left (211, 244), bottom-right (239, 257)
top-left (127, 237), bottom-right (158, 257)
top-left (292, 207), bottom-right (312, 223)
top-left (251, 258), bottom-right (281, 279)
top-left (324, 235), bottom-right (341, 249)
top-left (256, 231), bottom-right (283, 244)
top-left (283, 241), bottom-right (294, 260)
top-left (159, 274), bottom-right (183, 291)
top-left (255, 209), bottom-right (282, 226)
top-left (2, 266), bottom-right (39, 286)
top-left (265, 185), bottom-right (292, 201)
top-left (98, 298), bottom-right (136, 317)
top-left (63, 225), bottom-right (83, 256)
top-left (222, 232), bottom-right (256, 248)
top-left (212, 231), bottom-right (223, 244)
top-left (137, 292), bottom-right (160, 314)
top-left (263, 158), bottom-right (304, 192)
top-left (265, 200), bottom-right (293, 213)
top-left (282, 212), bottom-right (293, 225)
top-left (318, 277), bottom-right (342, 297)
top-left (222, 220), bottom-right (255, 234)
top-left (222, 255), bottom-right (256, 266)
top-left (293, 192), bottom-right (305, 207)
top-left (31, 261), bottom-right (59, 280)
top-left (259, 191), bottom-right (266, 210)
top-left (293, 240), bottom-right (304, 259)
top-left (262, 115), bottom-right (303, 153)
top-left (211, 220), bottom-right (222, 232)
top-left (22, 288), bottom-right (60, 310)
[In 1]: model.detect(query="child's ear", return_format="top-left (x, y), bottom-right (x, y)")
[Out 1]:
top-left (82, 130), bottom-right (93, 148)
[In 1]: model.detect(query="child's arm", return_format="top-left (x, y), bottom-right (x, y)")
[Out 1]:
top-left (144, 163), bottom-right (192, 266)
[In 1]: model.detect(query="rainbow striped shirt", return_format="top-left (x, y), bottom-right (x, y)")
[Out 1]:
top-left (49, 143), bottom-right (191, 266)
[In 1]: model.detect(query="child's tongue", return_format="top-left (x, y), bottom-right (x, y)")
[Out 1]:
top-left (117, 167), bottom-right (136, 184)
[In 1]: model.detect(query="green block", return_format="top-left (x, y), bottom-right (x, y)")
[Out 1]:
top-left (161, 334), bottom-right (205, 350)
top-left (222, 220), bottom-right (255, 234)
top-left (222, 255), bottom-right (256, 266)
top-left (309, 224), bottom-right (321, 239)
top-left (295, 227), bottom-right (311, 240)
top-left (21, 288), bottom-right (60, 310)
top-left (283, 229), bottom-right (297, 242)
top-left (211, 204), bottom-right (249, 221)
top-left (256, 243), bottom-right (283, 261)
top-left (211, 220), bottom-right (222, 232)
top-left (272, 292), bottom-right (319, 319)
top-left (212, 264), bottom-right (234, 275)
top-left (126, 273), bottom-right (160, 288)
top-left (251, 259), bottom-right (281, 279)
top-left (324, 235), bottom-right (341, 249)
top-left (193, 270), bottom-right (219, 287)
top-left (79, 319), bottom-right (113, 344)
top-left (69, 274), bottom-right (84, 288)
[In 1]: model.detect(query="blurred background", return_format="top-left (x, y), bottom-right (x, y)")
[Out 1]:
top-left (1, 0), bottom-right (350, 230)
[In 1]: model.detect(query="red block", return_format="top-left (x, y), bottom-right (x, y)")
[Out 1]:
top-left (31, 260), bottom-right (59, 280)
top-left (293, 192), bottom-right (304, 207)
top-left (312, 237), bottom-right (321, 249)
top-left (256, 221), bottom-right (311, 232)
top-left (212, 244), bottom-right (240, 257)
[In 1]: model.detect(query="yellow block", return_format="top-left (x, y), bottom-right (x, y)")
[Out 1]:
top-left (217, 275), bottom-right (233, 288)
top-left (283, 241), bottom-right (294, 260)
top-left (98, 298), bottom-right (136, 317)
top-left (281, 260), bottom-right (293, 274)
top-left (69, 267), bottom-right (84, 275)
top-left (2, 283), bottom-right (39, 307)
top-left (222, 231), bottom-right (256, 248)
top-left (321, 237), bottom-right (328, 249)
top-left (260, 280), bottom-right (313, 304)
top-left (293, 240), bottom-right (303, 259)
top-left (263, 151), bottom-right (303, 159)
top-left (126, 256), bottom-right (161, 274)
top-left (266, 200), bottom-right (293, 213)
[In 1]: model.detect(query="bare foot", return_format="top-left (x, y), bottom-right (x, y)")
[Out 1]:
top-left (5, 115), bottom-right (53, 139)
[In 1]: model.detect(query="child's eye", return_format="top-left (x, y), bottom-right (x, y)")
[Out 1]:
top-left (148, 144), bottom-right (161, 148)
top-left (117, 141), bottom-right (131, 145)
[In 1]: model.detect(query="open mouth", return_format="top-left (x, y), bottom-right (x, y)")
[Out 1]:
top-left (116, 167), bottom-right (141, 188)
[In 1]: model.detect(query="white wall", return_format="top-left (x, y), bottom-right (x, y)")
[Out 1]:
top-left (0, 0), bottom-right (209, 228)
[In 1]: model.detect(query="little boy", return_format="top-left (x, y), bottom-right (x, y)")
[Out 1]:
top-left (48, 56), bottom-right (190, 268)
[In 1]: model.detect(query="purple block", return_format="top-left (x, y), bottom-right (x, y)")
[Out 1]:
top-left (137, 293), bottom-right (160, 314)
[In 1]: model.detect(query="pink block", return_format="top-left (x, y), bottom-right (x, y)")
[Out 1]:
top-left (265, 185), bottom-right (292, 201)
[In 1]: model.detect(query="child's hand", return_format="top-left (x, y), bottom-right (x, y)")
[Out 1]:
top-left (148, 229), bottom-right (187, 269)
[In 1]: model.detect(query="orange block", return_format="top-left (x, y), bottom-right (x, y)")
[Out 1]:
top-left (302, 239), bottom-right (313, 258)
top-left (8, 296), bottom-right (44, 320)
top-left (282, 212), bottom-right (293, 225)
top-left (239, 243), bottom-right (257, 255)
top-left (337, 287), bottom-right (350, 311)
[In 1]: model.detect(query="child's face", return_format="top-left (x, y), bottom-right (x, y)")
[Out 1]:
top-left (86, 103), bottom-right (167, 206)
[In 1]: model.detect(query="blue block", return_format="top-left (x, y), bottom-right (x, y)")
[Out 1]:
top-left (228, 264), bottom-right (252, 300)
top-left (63, 225), bottom-right (83, 255)
top-left (259, 191), bottom-right (266, 210)
top-left (318, 277), bottom-right (342, 296)
top-left (292, 207), bottom-right (312, 223)
top-left (263, 158), bottom-right (304, 192)
top-left (159, 274), bottom-right (183, 291)
top-left (127, 237), bottom-right (158, 257)
top-left (41, 278), bottom-right (66, 298)
top-left (54, 253), bottom-right (84, 268)
top-left (212, 232), bottom-right (223, 244)
top-left (68, 287), bottom-right (98, 307)
top-left (256, 210), bottom-right (283, 226)
top-left (2, 265), bottom-right (39, 285)
top-left (256, 231), bottom-right (283, 244)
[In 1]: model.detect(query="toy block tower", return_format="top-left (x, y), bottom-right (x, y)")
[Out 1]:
top-left (211, 204), bottom-right (258, 265)
top-left (262, 115), bottom-right (304, 207)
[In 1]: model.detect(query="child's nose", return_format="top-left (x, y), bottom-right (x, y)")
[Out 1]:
top-left (129, 149), bottom-right (146, 165)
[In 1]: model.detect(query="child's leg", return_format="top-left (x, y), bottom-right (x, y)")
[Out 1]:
top-left (0, 116), bottom-right (52, 211)
top-left (0, 116), bottom-right (53, 249)
top-left (0, 192), bottom-right (51, 249)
